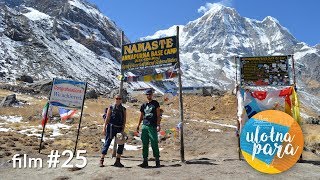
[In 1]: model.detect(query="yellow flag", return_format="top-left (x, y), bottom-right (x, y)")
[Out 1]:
top-left (155, 74), bottom-right (163, 81)
top-left (284, 86), bottom-right (293, 116)
top-left (291, 87), bottom-right (301, 125)
top-left (117, 75), bottom-right (123, 80)
top-left (143, 75), bottom-right (152, 82)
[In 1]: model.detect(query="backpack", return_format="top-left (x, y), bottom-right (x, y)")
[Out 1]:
top-left (104, 105), bottom-right (125, 126)
top-left (102, 108), bottom-right (108, 120)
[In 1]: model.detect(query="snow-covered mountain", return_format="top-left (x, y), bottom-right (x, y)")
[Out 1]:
top-left (0, 1), bottom-right (319, 113)
top-left (0, 0), bottom-right (128, 91)
top-left (142, 4), bottom-right (320, 114)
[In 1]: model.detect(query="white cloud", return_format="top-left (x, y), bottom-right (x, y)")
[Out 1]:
top-left (198, 0), bottom-right (234, 14)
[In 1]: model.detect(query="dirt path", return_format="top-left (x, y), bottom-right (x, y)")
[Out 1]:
top-left (1, 91), bottom-right (319, 179)
top-left (1, 153), bottom-right (319, 180)
top-left (1, 121), bottom-right (319, 180)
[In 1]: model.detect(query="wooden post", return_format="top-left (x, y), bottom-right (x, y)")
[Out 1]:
top-left (74, 82), bottom-right (88, 155)
top-left (235, 56), bottom-right (238, 86)
top-left (39, 78), bottom-right (54, 153)
top-left (39, 104), bottom-right (50, 153)
top-left (119, 31), bottom-right (125, 97)
top-left (112, 31), bottom-right (125, 158)
top-left (176, 26), bottom-right (185, 162)
top-left (291, 55), bottom-right (296, 86)
top-left (39, 79), bottom-right (53, 153)
top-left (234, 56), bottom-right (241, 160)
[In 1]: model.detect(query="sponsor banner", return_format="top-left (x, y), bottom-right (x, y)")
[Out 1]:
top-left (50, 79), bottom-right (86, 109)
top-left (240, 110), bottom-right (303, 174)
top-left (121, 36), bottom-right (178, 72)
top-left (237, 86), bottom-right (301, 126)
top-left (240, 56), bottom-right (290, 86)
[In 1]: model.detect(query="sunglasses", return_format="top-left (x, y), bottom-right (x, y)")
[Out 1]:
top-left (116, 98), bottom-right (122, 100)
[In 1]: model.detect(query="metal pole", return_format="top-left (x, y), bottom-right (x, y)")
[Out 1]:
top-left (39, 79), bottom-right (53, 153)
top-left (39, 105), bottom-right (50, 153)
top-left (176, 26), bottom-right (185, 162)
top-left (291, 54), bottom-right (302, 161)
top-left (235, 56), bottom-right (241, 160)
top-left (291, 55), bottom-right (296, 86)
top-left (112, 31), bottom-right (125, 158)
top-left (119, 31), bottom-right (125, 97)
top-left (235, 56), bottom-right (238, 86)
top-left (74, 82), bottom-right (88, 155)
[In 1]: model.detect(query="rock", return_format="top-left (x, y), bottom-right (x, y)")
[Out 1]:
top-left (107, 88), bottom-right (129, 103)
top-left (202, 88), bottom-right (212, 96)
top-left (305, 116), bottom-right (320, 125)
top-left (85, 89), bottom-right (98, 99)
top-left (128, 97), bottom-right (138, 103)
top-left (0, 72), bottom-right (6, 77)
top-left (0, 83), bottom-right (38, 94)
top-left (53, 176), bottom-right (70, 180)
top-left (17, 75), bottom-right (33, 83)
top-left (108, 88), bottom-right (119, 99)
top-left (0, 94), bottom-right (18, 107)
top-left (28, 79), bottom-right (52, 94)
top-left (4, 151), bottom-right (12, 157)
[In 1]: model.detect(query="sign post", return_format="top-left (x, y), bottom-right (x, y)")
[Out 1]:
top-left (74, 82), bottom-right (87, 155)
top-left (112, 31), bottom-right (125, 158)
top-left (39, 78), bottom-right (87, 154)
top-left (176, 26), bottom-right (185, 162)
top-left (234, 56), bottom-right (241, 160)
top-left (38, 80), bottom-right (53, 153)
top-left (120, 31), bottom-right (183, 161)
top-left (236, 55), bottom-right (297, 161)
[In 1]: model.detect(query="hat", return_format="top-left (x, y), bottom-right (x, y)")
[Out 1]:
top-left (115, 132), bottom-right (128, 145)
top-left (145, 89), bottom-right (153, 95)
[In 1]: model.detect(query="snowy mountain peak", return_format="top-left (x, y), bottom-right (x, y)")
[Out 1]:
top-left (202, 3), bottom-right (225, 14)
top-left (314, 44), bottom-right (320, 50)
top-left (142, 3), bottom-right (320, 114)
top-left (200, 3), bottom-right (238, 19)
top-left (141, 25), bottom-right (183, 41)
top-left (262, 16), bottom-right (280, 24)
top-left (199, 3), bottom-right (237, 15)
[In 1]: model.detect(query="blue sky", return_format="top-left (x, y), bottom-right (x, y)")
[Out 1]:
top-left (87, 0), bottom-right (319, 46)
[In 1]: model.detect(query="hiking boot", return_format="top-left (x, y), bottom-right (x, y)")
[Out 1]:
top-left (155, 160), bottom-right (160, 168)
top-left (114, 159), bottom-right (124, 167)
top-left (99, 158), bottom-right (105, 167)
top-left (138, 161), bottom-right (148, 168)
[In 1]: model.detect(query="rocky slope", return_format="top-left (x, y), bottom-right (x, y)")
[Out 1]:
top-left (0, 0), bottom-right (129, 92)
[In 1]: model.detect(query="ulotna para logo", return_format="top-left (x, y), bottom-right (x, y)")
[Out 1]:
top-left (240, 110), bottom-right (304, 174)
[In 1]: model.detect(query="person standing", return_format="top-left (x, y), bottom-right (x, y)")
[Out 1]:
top-left (136, 89), bottom-right (161, 168)
top-left (100, 94), bottom-right (126, 167)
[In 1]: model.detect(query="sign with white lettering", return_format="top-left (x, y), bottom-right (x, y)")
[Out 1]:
top-left (240, 110), bottom-right (303, 174)
top-left (240, 56), bottom-right (290, 86)
top-left (50, 79), bottom-right (86, 109)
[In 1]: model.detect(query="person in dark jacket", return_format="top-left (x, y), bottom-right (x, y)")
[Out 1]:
top-left (100, 94), bottom-right (126, 167)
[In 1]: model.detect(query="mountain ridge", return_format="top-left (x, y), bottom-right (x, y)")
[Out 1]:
top-left (0, 0), bottom-right (129, 92)
top-left (141, 4), bottom-right (320, 114)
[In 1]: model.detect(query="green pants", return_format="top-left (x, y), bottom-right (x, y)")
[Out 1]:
top-left (141, 125), bottom-right (160, 159)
